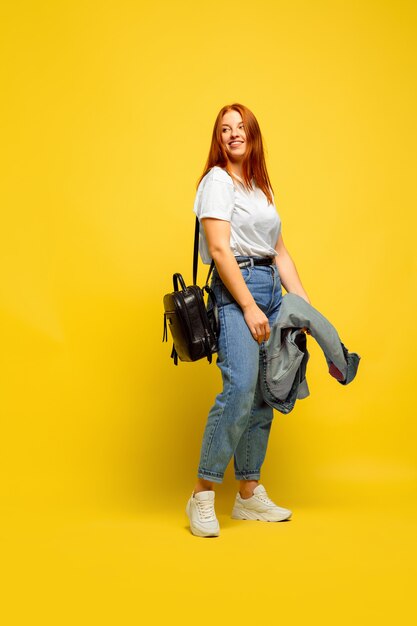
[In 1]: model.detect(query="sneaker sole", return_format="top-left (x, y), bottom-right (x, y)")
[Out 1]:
top-left (186, 500), bottom-right (220, 537)
top-left (231, 506), bottom-right (292, 522)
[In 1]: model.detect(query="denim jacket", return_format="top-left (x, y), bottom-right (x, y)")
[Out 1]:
top-left (259, 293), bottom-right (361, 414)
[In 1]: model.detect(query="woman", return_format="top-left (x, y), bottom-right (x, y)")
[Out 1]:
top-left (186, 103), bottom-right (311, 537)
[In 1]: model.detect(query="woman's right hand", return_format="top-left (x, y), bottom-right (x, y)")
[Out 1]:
top-left (242, 302), bottom-right (271, 344)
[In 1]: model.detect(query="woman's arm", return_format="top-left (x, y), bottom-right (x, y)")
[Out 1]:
top-left (201, 217), bottom-right (271, 343)
top-left (274, 231), bottom-right (311, 304)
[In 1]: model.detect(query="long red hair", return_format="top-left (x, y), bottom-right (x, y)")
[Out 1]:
top-left (196, 103), bottom-right (275, 205)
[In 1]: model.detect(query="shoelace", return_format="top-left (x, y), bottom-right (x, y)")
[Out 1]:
top-left (196, 499), bottom-right (217, 521)
top-left (253, 492), bottom-right (276, 507)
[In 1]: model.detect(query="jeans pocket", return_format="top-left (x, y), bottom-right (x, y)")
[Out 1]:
top-left (241, 266), bottom-right (253, 283)
top-left (208, 266), bottom-right (252, 307)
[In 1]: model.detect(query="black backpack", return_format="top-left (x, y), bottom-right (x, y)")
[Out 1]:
top-left (162, 217), bottom-right (219, 365)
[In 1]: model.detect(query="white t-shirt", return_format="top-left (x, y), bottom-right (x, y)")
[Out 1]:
top-left (193, 166), bottom-right (281, 265)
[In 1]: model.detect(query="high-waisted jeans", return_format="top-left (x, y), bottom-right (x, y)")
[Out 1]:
top-left (197, 256), bottom-right (283, 484)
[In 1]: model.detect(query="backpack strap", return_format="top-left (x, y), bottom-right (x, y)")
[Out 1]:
top-left (193, 216), bottom-right (215, 287)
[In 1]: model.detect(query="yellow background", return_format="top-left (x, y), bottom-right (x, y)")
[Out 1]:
top-left (1, 0), bottom-right (416, 623)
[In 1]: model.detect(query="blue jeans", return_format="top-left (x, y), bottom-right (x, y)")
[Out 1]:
top-left (197, 256), bottom-right (283, 484)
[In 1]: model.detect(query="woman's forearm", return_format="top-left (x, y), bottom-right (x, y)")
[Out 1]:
top-left (275, 251), bottom-right (311, 304)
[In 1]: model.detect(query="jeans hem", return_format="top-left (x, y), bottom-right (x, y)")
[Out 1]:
top-left (235, 472), bottom-right (261, 480)
top-left (197, 469), bottom-right (224, 484)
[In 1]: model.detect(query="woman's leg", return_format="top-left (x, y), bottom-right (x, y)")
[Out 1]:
top-left (193, 478), bottom-right (214, 494)
top-left (233, 375), bottom-right (274, 484)
top-left (197, 298), bottom-right (261, 484)
top-left (233, 264), bottom-right (283, 490)
top-left (239, 479), bottom-right (260, 498)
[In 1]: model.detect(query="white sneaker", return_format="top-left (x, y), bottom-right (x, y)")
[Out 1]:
top-left (231, 484), bottom-right (292, 522)
top-left (186, 490), bottom-right (220, 537)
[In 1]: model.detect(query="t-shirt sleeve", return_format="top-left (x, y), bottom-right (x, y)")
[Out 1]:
top-left (193, 171), bottom-right (235, 222)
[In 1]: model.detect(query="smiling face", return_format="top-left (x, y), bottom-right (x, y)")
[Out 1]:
top-left (221, 109), bottom-right (247, 161)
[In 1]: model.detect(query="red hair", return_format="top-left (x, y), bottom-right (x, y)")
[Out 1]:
top-left (196, 103), bottom-right (275, 205)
